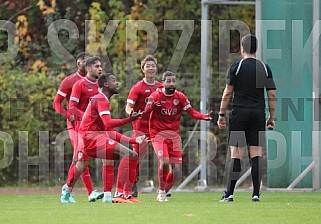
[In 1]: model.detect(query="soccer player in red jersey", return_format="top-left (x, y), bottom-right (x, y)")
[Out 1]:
top-left (62, 73), bottom-right (147, 203)
top-left (61, 56), bottom-right (105, 203)
top-left (53, 52), bottom-right (90, 133)
top-left (115, 55), bottom-right (162, 198)
top-left (144, 71), bottom-right (212, 202)
top-left (53, 52), bottom-right (98, 202)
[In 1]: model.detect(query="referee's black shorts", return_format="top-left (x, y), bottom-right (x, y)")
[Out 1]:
top-left (228, 107), bottom-right (266, 147)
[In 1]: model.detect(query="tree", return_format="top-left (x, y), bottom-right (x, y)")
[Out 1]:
top-left (0, 0), bottom-right (255, 186)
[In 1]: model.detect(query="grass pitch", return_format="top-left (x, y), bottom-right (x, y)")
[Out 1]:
top-left (0, 191), bottom-right (320, 224)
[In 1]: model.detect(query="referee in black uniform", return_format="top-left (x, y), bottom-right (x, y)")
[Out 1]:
top-left (217, 34), bottom-right (276, 202)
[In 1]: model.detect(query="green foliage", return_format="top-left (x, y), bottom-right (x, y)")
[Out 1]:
top-left (0, 68), bottom-right (66, 184)
top-left (0, 1), bottom-right (255, 185)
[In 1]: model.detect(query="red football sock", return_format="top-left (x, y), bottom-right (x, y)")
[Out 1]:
top-left (134, 158), bottom-right (139, 183)
top-left (165, 172), bottom-right (174, 193)
top-left (118, 157), bottom-right (138, 195)
top-left (116, 162), bottom-right (124, 193)
top-left (66, 163), bottom-right (82, 189)
top-left (158, 164), bottom-right (166, 191)
top-left (102, 164), bottom-right (114, 192)
top-left (80, 166), bottom-right (94, 195)
top-left (116, 158), bottom-right (128, 194)
top-left (128, 158), bottom-right (138, 189)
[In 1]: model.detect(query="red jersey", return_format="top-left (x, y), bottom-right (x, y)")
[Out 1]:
top-left (53, 71), bottom-right (85, 128)
top-left (69, 77), bottom-right (99, 121)
top-left (79, 92), bottom-right (134, 143)
top-left (146, 88), bottom-right (209, 138)
top-left (127, 79), bottom-right (162, 131)
top-left (79, 93), bottom-right (109, 135)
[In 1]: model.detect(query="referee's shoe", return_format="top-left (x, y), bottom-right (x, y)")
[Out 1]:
top-left (219, 190), bottom-right (234, 202)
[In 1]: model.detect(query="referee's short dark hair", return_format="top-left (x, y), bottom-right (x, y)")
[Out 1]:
top-left (162, 71), bottom-right (176, 81)
top-left (86, 56), bottom-right (101, 67)
top-left (241, 35), bottom-right (257, 54)
top-left (98, 73), bottom-right (114, 88)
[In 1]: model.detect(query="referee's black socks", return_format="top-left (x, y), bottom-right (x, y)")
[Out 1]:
top-left (227, 158), bottom-right (241, 197)
top-left (251, 156), bottom-right (262, 197)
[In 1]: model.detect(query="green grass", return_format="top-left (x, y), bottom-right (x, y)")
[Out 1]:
top-left (1, 192), bottom-right (320, 224)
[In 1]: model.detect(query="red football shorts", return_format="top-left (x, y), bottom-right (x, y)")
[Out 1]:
top-left (76, 133), bottom-right (117, 161)
top-left (151, 131), bottom-right (182, 164)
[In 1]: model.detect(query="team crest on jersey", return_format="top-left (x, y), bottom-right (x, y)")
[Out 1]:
top-left (78, 152), bottom-right (83, 159)
top-left (173, 99), bottom-right (179, 106)
top-left (158, 150), bottom-right (163, 156)
top-left (108, 140), bottom-right (115, 145)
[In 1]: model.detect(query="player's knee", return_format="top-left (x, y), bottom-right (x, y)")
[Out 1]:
top-left (160, 158), bottom-right (170, 170)
top-left (75, 161), bottom-right (88, 172)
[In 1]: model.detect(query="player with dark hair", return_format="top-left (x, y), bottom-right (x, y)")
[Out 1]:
top-left (62, 73), bottom-right (147, 203)
top-left (145, 71), bottom-right (212, 202)
top-left (53, 52), bottom-right (99, 202)
top-left (53, 52), bottom-right (90, 145)
top-left (217, 34), bottom-right (276, 202)
top-left (60, 56), bottom-right (106, 203)
top-left (115, 55), bottom-right (162, 198)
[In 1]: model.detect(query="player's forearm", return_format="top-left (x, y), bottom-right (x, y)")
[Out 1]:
top-left (52, 101), bottom-right (69, 118)
top-left (186, 107), bottom-right (208, 120)
top-left (107, 130), bottom-right (136, 143)
top-left (218, 90), bottom-right (232, 114)
top-left (68, 102), bottom-right (84, 120)
top-left (144, 102), bottom-right (153, 113)
top-left (53, 94), bottom-right (70, 118)
top-left (267, 90), bottom-right (276, 119)
top-left (103, 117), bottom-right (132, 129)
top-left (125, 103), bottom-right (133, 116)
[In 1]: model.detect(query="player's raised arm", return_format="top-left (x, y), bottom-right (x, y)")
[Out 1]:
top-left (125, 102), bottom-right (134, 116)
top-left (185, 107), bottom-right (212, 120)
top-left (143, 97), bottom-right (153, 113)
top-left (98, 100), bottom-right (132, 128)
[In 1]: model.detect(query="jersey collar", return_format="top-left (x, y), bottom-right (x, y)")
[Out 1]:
top-left (76, 70), bottom-right (86, 78)
top-left (143, 78), bottom-right (156, 85)
top-left (99, 89), bottom-right (109, 101)
top-left (84, 76), bottom-right (97, 85)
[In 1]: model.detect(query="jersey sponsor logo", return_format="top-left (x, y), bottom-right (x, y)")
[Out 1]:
top-left (78, 152), bottom-right (83, 159)
top-left (173, 99), bottom-right (179, 106)
top-left (161, 108), bottom-right (177, 116)
top-left (108, 140), bottom-right (115, 145)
